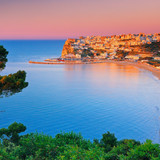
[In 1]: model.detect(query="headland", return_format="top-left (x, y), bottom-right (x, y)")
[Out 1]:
top-left (29, 33), bottom-right (160, 79)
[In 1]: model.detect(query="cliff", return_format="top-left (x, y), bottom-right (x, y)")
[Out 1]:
top-left (61, 39), bottom-right (75, 58)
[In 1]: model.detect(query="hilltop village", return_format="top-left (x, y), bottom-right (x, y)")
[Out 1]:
top-left (29, 33), bottom-right (160, 68)
top-left (60, 33), bottom-right (160, 68)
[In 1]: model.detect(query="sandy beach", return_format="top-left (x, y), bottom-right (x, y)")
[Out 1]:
top-left (133, 63), bottom-right (160, 80)
top-left (106, 60), bottom-right (160, 80)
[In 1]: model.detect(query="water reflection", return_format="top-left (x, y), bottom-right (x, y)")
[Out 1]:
top-left (63, 63), bottom-right (142, 89)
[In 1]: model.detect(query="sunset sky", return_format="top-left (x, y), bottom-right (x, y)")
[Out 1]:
top-left (0, 0), bottom-right (160, 39)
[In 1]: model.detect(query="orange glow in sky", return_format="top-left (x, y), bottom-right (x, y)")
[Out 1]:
top-left (0, 0), bottom-right (160, 39)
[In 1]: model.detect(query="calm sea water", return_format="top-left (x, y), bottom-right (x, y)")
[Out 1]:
top-left (1, 40), bottom-right (160, 143)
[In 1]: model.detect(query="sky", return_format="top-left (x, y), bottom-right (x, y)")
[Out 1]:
top-left (0, 0), bottom-right (160, 39)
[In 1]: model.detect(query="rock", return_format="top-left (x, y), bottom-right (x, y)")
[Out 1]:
top-left (61, 39), bottom-right (75, 58)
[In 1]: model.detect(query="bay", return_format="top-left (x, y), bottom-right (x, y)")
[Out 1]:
top-left (0, 40), bottom-right (160, 143)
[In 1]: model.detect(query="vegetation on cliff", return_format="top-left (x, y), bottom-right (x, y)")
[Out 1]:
top-left (0, 122), bottom-right (160, 160)
top-left (116, 50), bottom-right (129, 60)
top-left (143, 42), bottom-right (160, 55)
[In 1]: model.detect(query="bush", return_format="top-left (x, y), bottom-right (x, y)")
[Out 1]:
top-left (100, 131), bottom-right (117, 152)
top-left (0, 71), bottom-right (28, 97)
top-left (1, 123), bottom-right (160, 160)
top-left (127, 140), bottom-right (160, 160)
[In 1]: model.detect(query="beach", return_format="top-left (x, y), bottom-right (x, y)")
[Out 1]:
top-left (109, 61), bottom-right (160, 80)
top-left (131, 63), bottom-right (160, 80)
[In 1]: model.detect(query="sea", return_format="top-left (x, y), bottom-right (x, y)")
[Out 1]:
top-left (0, 40), bottom-right (160, 143)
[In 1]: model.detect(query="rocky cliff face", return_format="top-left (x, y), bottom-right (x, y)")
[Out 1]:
top-left (61, 39), bottom-right (75, 58)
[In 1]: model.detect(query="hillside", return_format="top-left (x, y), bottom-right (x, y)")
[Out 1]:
top-left (61, 33), bottom-right (160, 61)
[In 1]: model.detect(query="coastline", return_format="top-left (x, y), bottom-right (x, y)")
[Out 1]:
top-left (29, 60), bottom-right (160, 80)
top-left (111, 61), bottom-right (160, 80)
top-left (135, 63), bottom-right (160, 80)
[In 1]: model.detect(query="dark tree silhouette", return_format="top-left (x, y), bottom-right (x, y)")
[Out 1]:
top-left (0, 45), bottom-right (28, 97)
top-left (0, 45), bottom-right (8, 70)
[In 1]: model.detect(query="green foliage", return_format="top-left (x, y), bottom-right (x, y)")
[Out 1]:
top-left (73, 49), bottom-right (78, 55)
top-left (97, 53), bottom-right (100, 56)
top-left (11, 131), bottom-right (93, 159)
top-left (17, 133), bottom-right (56, 159)
top-left (0, 123), bottom-right (160, 160)
top-left (127, 140), bottom-right (160, 160)
top-left (0, 122), bottom-right (26, 144)
top-left (0, 45), bottom-right (28, 97)
top-left (81, 49), bottom-right (91, 57)
top-left (107, 139), bottom-right (140, 159)
top-left (0, 45), bottom-right (8, 70)
top-left (104, 152), bottom-right (119, 160)
top-left (148, 60), bottom-right (160, 67)
top-left (116, 50), bottom-right (128, 59)
top-left (100, 131), bottom-right (117, 152)
top-left (0, 147), bottom-right (15, 160)
top-left (0, 62), bottom-right (6, 70)
top-left (54, 131), bottom-right (92, 150)
top-left (0, 70), bottom-right (28, 97)
top-left (144, 42), bottom-right (160, 53)
top-left (88, 52), bottom-right (94, 57)
top-left (57, 145), bottom-right (106, 160)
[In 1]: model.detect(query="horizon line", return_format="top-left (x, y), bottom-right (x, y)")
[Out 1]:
top-left (0, 39), bottom-right (67, 40)
top-left (0, 32), bottom-right (160, 41)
